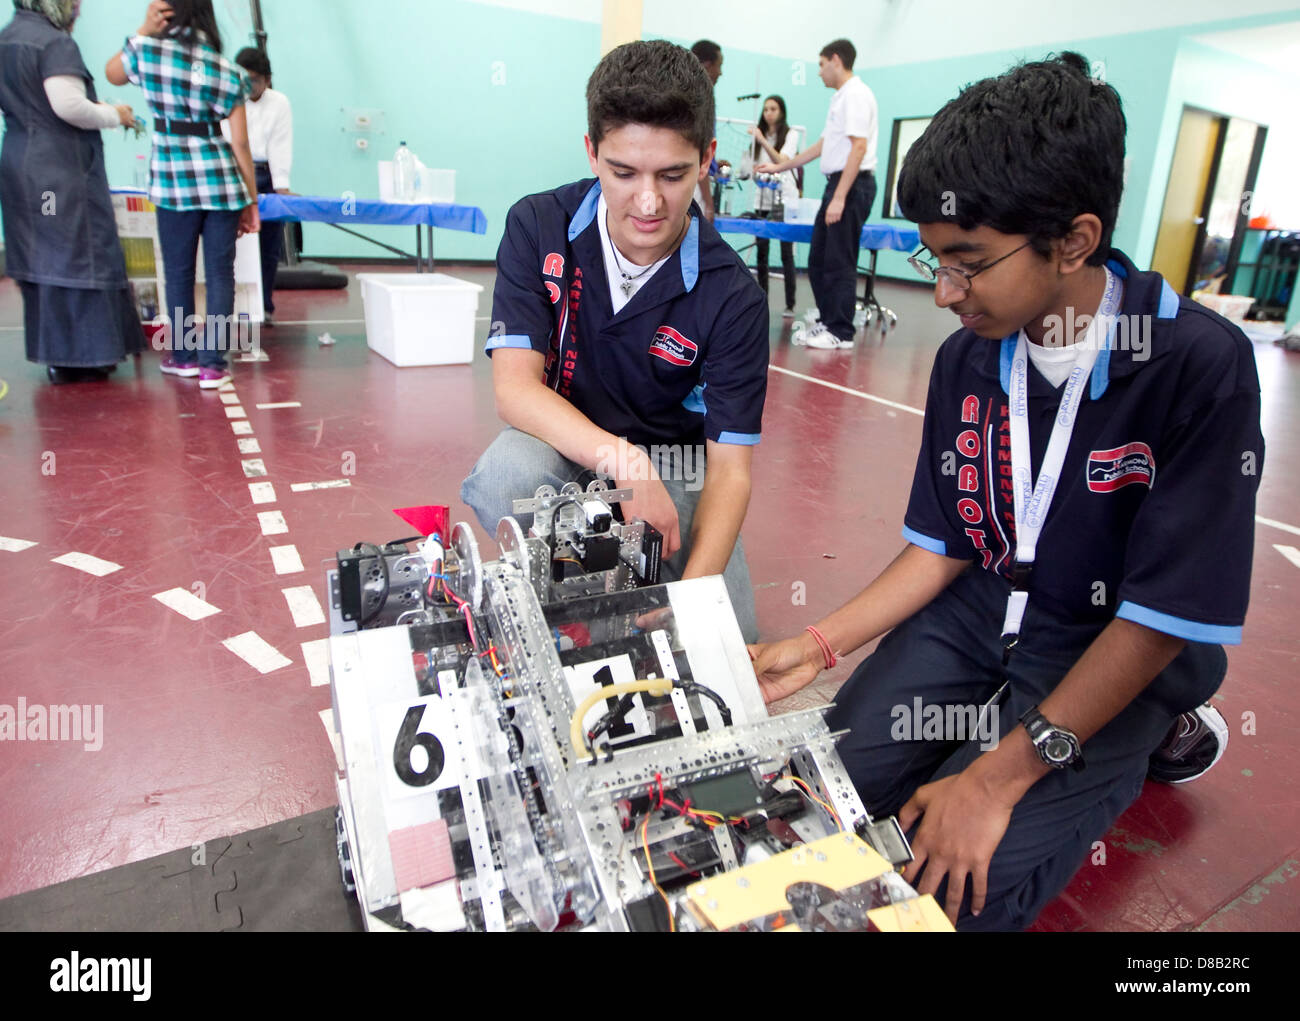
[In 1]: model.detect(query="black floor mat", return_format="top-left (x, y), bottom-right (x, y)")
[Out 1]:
top-left (0, 807), bottom-right (364, 932)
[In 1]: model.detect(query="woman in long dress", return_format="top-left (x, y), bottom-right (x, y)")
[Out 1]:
top-left (0, 0), bottom-right (144, 383)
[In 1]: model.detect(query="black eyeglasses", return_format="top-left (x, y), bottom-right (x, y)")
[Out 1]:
top-left (907, 240), bottom-right (1032, 292)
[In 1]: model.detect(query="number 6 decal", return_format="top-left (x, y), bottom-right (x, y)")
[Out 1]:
top-left (393, 704), bottom-right (444, 787)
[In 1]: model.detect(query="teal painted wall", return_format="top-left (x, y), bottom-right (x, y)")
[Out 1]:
top-left (4, 2), bottom-right (1299, 286)
top-left (12, 0), bottom-right (599, 262)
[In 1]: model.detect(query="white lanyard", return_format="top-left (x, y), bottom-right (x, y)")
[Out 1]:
top-left (1001, 268), bottom-right (1121, 656)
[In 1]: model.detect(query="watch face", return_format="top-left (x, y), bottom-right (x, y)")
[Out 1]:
top-left (1044, 736), bottom-right (1073, 763)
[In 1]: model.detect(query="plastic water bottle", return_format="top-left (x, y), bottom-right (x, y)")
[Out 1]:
top-left (393, 141), bottom-right (416, 201)
top-left (133, 154), bottom-right (148, 189)
top-left (772, 179), bottom-right (785, 221)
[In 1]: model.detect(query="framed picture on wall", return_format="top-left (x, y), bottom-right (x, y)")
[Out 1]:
top-left (882, 116), bottom-right (933, 220)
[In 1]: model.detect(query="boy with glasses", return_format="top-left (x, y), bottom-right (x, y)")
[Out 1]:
top-left (751, 52), bottom-right (1262, 929)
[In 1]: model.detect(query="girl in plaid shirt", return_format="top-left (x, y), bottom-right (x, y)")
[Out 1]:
top-left (106, 0), bottom-right (259, 388)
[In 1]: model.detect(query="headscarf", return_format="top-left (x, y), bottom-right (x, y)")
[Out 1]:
top-left (13, 0), bottom-right (79, 31)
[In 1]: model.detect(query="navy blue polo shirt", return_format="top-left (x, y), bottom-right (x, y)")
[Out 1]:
top-left (903, 249), bottom-right (1264, 645)
top-left (487, 178), bottom-right (769, 450)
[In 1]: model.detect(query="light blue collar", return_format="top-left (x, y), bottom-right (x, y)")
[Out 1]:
top-left (569, 179), bottom-right (700, 292)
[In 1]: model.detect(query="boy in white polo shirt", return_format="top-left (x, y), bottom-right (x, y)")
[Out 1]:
top-left (758, 38), bottom-right (877, 349)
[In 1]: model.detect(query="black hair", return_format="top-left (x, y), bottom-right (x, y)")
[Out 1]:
top-left (690, 39), bottom-right (721, 66)
top-left (587, 40), bottom-right (715, 156)
top-left (819, 38), bottom-right (855, 71)
top-left (234, 46), bottom-right (271, 78)
top-left (897, 51), bottom-right (1126, 266)
top-left (164, 0), bottom-right (222, 54)
top-left (753, 94), bottom-right (789, 160)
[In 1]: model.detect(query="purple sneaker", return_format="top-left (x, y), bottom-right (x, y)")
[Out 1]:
top-left (198, 367), bottom-right (232, 390)
top-left (160, 358), bottom-right (199, 377)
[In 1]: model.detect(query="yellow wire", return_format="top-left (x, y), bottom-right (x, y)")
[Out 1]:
top-left (0, 378), bottom-right (8, 401)
top-left (569, 678), bottom-right (673, 760)
top-left (641, 812), bottom-right (675, 932)
top-left (788, 775), bottom-right (843, 830)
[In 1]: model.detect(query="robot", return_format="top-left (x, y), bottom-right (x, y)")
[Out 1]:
top-left (324, 482), bottom-right (951, 932)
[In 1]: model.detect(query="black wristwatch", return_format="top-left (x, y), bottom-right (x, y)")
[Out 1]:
top-left (1019, 705), bottom-right (1085, 771)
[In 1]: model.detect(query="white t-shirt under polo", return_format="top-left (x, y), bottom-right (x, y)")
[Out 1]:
top-left (596, 193), bottom-right (671, 315)
top-left (1026, 338), bottom-right (1087, 388)
top-left (821, 75), bottom-right (878, 175)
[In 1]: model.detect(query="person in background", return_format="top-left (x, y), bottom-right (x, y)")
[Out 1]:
top-left (0, 0), bottom-right (143, 384)
top-left (749, 94), bottom-right (799, 317)
top-left (690, 39), bottom-right (722, 224)
top-left (758, 38), bottom-right (877, 349)
top-left (229, 46), bottom-right (291, 327)
top-left (105, 0), bottom-right (259, 391)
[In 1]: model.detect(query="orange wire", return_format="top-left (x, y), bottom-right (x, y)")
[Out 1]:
top-left (788, 775), bottom-right (843, 830)
top-left (641, 812), bottom-right (675, 932)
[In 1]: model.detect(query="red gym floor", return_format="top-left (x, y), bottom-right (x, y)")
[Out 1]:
top-left (0, 263), bottom-right (1296, 931)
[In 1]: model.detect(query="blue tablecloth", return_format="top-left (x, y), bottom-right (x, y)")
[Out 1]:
top-left (714, 216), bottom-right (918, 252)
top-left (257, 194), bottom-right (488, 234)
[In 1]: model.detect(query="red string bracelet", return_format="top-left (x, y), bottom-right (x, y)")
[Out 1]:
top-left (805, 625), bottom-right (836, 670)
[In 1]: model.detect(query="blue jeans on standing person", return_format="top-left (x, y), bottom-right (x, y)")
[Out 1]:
top-left (155, 207), bottom-right (240, 369)
top-left (461, 427), bottom-right (760, 643)
top-left (824, 565), bottom-right (1226, 931)
top-left (808, 171), bottom-right (875, 343)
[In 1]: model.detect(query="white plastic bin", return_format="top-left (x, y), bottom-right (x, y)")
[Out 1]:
top-left (356, 273), bottom-right (483, 366)
top-left (378, 162), bottom-right (456, 204)
top-left (784, 197), bottom-right (822, 224)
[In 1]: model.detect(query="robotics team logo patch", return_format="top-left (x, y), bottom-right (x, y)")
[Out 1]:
top-left (1087, 441), bottom-right (1156, 493)
top-left (648, 326), bottom-right (698, 367)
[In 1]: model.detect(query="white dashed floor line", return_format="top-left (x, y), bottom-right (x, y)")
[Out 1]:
top-left (302, 639), bottom-right (331, 686)
top-left (257, 510), bottom-right (289, 535)
top-left (222, 631), bottom-right (292, 673)
top-left (1257, 515), bottom-right (1300, 537)
top-left (269, 544), bottom-right (304, 575)
top-left (248, 481), bottom-right (277, 504)
top-left (1273, 544), bottom-right (1300, 570)
top-left (282, 585), bottom-right (326, 628)
top-left (50, 552), bottom-right (122, 576)
top-left (152, 587), bottom-right (222, 620)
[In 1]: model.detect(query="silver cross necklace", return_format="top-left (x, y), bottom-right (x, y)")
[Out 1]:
top-left (606, 213), bottom-right (688, 298)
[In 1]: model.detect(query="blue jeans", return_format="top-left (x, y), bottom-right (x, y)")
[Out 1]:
top-left (461, 428), bottom-right (760, 643)
top-left (824, 565), bottom-right (1226, 931)
top-left (155, 207), bottom-right (240, 369)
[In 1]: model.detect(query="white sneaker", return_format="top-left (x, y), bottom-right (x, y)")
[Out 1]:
top-left (804, 324), bottom-right (853, 350)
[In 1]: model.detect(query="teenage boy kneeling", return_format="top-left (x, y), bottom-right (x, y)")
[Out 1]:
top-left (462, 40), bottom-right (769, 643)
top-left (752, 52), bottom-right (1263, 930)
